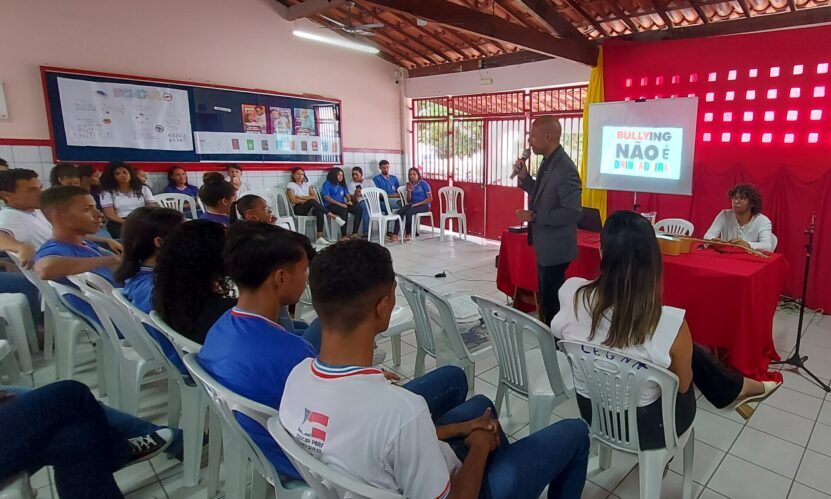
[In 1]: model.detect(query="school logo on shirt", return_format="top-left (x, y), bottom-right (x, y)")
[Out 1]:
top-left (294, 409), bottom-right (329, 454)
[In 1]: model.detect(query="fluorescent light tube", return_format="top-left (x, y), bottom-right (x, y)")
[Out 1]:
top-left (293, 30), bottom-right (380, 54)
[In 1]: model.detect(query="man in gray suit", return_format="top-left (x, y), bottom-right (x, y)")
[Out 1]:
top-left (513, 116), bottom-right (582, 324)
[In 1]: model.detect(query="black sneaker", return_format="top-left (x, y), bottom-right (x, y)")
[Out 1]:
top-left (125, 429), bottom-right (174, 466)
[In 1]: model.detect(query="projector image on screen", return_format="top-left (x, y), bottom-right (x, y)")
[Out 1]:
top-left (587, 98), bottom-right (697, 196)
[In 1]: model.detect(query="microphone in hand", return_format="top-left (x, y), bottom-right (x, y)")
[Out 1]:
top-left (510, 148), bottom-right (531, 179)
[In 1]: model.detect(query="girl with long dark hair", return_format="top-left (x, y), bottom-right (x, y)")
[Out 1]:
top-left (552, 211), bottom-right (780, 439)
top-left (100, 161), bottom-right (158, 238)
top-left (286, 167), bottom-right (333, 245)
top-left (320, 167), bottom-right (363, 240)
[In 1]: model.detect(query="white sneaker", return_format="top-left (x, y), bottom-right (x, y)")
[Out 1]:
top-left (334, 217), bottom-right (346, 227)
top-left (315, 237), bottom-right (330, 245)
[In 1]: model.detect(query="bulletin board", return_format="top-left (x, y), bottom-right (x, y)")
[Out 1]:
top-left (41, 67), bottom-right (344, 165)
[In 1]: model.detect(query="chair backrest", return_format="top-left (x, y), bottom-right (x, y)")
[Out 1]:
top-left (112, 289), bottom-right (189, 384)
top-left (559, 340), bottom-right (681, 453)
top-left (6, 253), bottom-right (68, 317)
top-left (438, 186), bottom-right (464, 215)
top-left (267, 416), bottom-right (404, 499)
top-left (156, 193), bottom-right (198, 219)
top-left (361, 187), bottom-right (394, 218)
top-left (770, 233), bottom-right (778, 252)
top-left (149, 310), bottom-right (203, 354)
top-left (68, 274), bottom-right (157, 362)
top-left (182, 353), bottom-right (280, 485)
top-left (395, 274), bottom-right (470, 361)
top-left (272, 189), bottom-right (295, 218)
top-left (655, 218), bottom-right (694, 236)
top-left (396, 185), bottom-right (408, 205)
top-left (46, 280), bottom-right (106, 339)
top-left (238, 190), bottom-right (276, 211)
top-left (471, 295), bottom-right (568, 398)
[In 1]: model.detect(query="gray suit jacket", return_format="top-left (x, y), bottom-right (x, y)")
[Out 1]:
top-left (519, 146), bottom-right (583, 266)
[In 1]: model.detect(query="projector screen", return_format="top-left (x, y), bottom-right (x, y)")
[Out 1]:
top-left (586, 98), bottom-right (698, 196)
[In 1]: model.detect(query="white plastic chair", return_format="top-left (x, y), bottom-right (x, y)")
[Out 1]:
top-left (361, 187), bottom-right (403, 247)
top-left (396, 274), bottom-right (492, 390)
top-left (182, 353), bottom-right (311, 499)
top-left (267, 416), bottom-right (403, 499)
top-left (156, 193), bottom-right (198, 219)
top-left (0, 473), bottom-right (33, 499)
top-left (655, 218), bottom-right (694, 236)
top-left (472, 295), bottom-right (572, 433)
top-left (0, 293), bottom-right (36, 373)
top-left (397, 185), bottom-right (435, 240)
top-left (279, 186), bottom-right (320, 239)
top-left (69, 273), bottom-right (164, 414)
top-left (264, 188), bottom-right (297, 231)
top-left (559, 340), bottom-right (695, 499)
top-left (770, 233), bottom-right (778, 252)
top-left (438, 186), bottom-right (467, 241)
top-left (7, 253), bottom-right (95, 379)
top-left (0, 339), bottom-right (22, 385)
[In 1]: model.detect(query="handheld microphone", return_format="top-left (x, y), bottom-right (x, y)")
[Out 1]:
top-left (510, 148), bottom-right (531, 179)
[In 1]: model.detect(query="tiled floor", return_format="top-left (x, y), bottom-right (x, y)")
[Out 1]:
top-left (20, 234), bottom-right (831, 499)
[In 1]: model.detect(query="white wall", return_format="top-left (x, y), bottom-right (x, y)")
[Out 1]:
top-left (404, 57), bottom-right (591, 98)
top-left (0, 0), bottom-right (401, 150)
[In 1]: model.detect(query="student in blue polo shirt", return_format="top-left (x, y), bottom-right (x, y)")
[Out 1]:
top-left (33, 186), bottom-right (121, 324)
top-left (197, 173), bottom-right (235, 227)
top-left (114, 206), bottom-right (186, 372)
top-left (372, 159), bottom-right (401, 203)
top-left (320, 167), bottom-right (363, 239)
top-left (396, 167), bottom-right (432, 241)
top-left (197, 222), bottom-right (318, 480)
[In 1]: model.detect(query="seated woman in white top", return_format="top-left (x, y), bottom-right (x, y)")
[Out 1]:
top-left (551, 211), bottom-right (780, 444)
top-left (286, 167), bottom-right (336, 245)
top-left (100, 161), bottom-right (157, 239)
top-left (703, 183), bottom-right (774, 251)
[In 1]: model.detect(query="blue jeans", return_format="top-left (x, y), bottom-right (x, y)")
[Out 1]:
top-left (402, 366), bottom-right (469, 419)
top-left (358, 199), bottom-right (371, 235)
top-left (0, 271), bottom-right (42, 325)
top-left (3, 384), bottom-right (184, 462)
top-left (436, 393), bottom-right (590, 499)
top-left (0, 381), bottom-right (127, 498)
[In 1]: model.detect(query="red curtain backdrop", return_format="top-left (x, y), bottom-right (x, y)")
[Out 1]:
top-left (602, 25), bottom-right (831, 310)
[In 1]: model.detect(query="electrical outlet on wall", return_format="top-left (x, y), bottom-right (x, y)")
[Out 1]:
top-left (0, 82), bottom-right (8, 119)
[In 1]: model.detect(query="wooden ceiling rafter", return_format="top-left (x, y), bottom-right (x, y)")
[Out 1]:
top-left (606, 3), bottom-right (641, 32)
top-left (516, 0), bottom-right (590, 39)
top-left (408, 50), bottom-right (552, 77)
top-left (688, 0), bottom-right (712, 23)
top-left (735, 0), bottom-right (752, 18)
top-left (347, 1), bottom-right (452, 63)
top-left (459, 0), bottom-right (514, 54)
top-left (562, 0), bottom-right (610, 36)
top-left (649, 0), bottom-right (676, 28)
top-left (362, 0), bottom-right (599, 64)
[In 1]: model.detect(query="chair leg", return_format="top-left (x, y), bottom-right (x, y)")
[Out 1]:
top-left (179, 389), bottom-right (205, 487)
top-left (414, 349), bottom-right (426, 378)
top-left (494, 381), bottom-right (507, 415)
top-left (682, 429), bottom-right (695, 499)
top-left (528, 395), bottom-right (556, 434)
top-left (390, 335), bottom-right (402, 366)
top-left (251, 473), bottom-right (270, 499)
top-left (43, 305), bottom-right (55, 361)
top-left (3, 304), bottom-right (34, 373)
top-left (118, 362), bottom-right (142, 415)
top-left (206, 408), bottom-right (222, 497)
top-left (221, 435), bottom-right (248, 499)
top-left (0, 347), bottom-right (22, 385)
top-left (598, 442), bottom-right (612, 471)
top-left (167, 377), bottom-right (181, 429)
top-left (638, 450), bottom-right (668, 499)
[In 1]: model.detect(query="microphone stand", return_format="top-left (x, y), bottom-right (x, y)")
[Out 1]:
top-left (770, 214), bottom-right (831, 392)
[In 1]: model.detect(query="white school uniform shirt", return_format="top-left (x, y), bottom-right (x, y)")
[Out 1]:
top-left (348, 179), bottom-right (374, 195)
top-left (551, 277), bottom-right (685, 407)
top-left (280, 358), bottom-right (459, 499)
top-left (100, 186), bottom-right (156, 218)
top-left (287, 182), bottom-right (312, 199)
top-left (0, 208), bottom-right (53, 248)
top-left (703, 209), bottom-right (774, 251)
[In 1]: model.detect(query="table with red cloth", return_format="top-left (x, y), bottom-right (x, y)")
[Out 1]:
top-left (496, 230), bottom-right (787, 382)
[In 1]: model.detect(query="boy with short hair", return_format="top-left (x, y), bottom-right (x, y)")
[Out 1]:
top-left (281, 240), bottom-right (590, 499)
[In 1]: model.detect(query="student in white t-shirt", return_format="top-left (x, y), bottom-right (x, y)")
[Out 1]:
top-left (100, 161), bottom-right (157, 239)
top-left (286, 167), bottom-right (336, 245)
top-left (281, 240), bottom-right (590, 499)
top-left (0, 169), bottom-right (121, 267)
top-left (551, 211), bottom-right (781, 428)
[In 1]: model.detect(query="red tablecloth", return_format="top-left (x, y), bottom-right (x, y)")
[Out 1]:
top-left (496, 230), bottom-right (787, 382)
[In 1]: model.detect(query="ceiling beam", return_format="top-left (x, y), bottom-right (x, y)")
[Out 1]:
top-left (649, 0), bottom-right (674, 29)
top-left (688, 0), bottom-right (711, 23)
top-left (623, 6), bottom-right (831, 41)
top-left (408, 51), bottom-right (551, 77)
top-left (348, 2), bottom-right (452, 63)
top-left (363, 0), bottom-right (598, 65)
top-left (607, 3), bottom-right (639, 32)
top-left (563, 0), bottom-right (609, 37)
top-left (284, 0), bottom-right (347, 20)
top-left (735, 0), bottom-right (751, 18)
top-left (515, 0), bottom-right (589, 39)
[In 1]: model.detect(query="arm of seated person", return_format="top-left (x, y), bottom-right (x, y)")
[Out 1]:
top-left (102, 206), bottom-right (123, 225)
top-left (0, 232), bottom-right (36, 268)
top-left (435, 407), bottom-right (497, 441)
top-left (85, 235), bottom-right (123, 255)
top-left (34, 254), bottom-right (120, 282)
top-left (668, 320), bottom-right (694, 394)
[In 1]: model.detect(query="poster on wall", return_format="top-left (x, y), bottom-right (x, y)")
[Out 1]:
top-left (241, 104), bottom-right (268, 134)
top-left (293, 108), bottom-right (317, 135)
top-left (56, 77), bottom-right (193, 151)
top-left (269, 107), bottom-right (293, 135)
